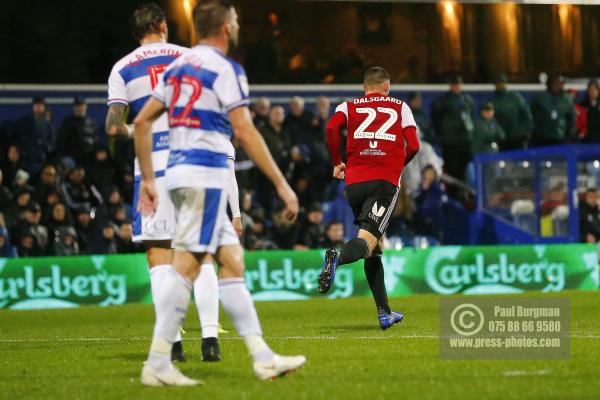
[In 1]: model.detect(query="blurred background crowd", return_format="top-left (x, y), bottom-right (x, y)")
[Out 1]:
top-left (0, 74), bottom-right (598, 257)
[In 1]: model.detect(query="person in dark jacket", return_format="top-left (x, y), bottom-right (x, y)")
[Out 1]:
top-left (470, 102), bottom-right (506, 156)
top-left (431, 75), bottom-right (474, 181)
top-left (409, 91), bottom-right (436, 147)
top-left (15, 226), bottom-right (44, 257)
top-left (16, 202), bottom-right (48, 252)
top-left (35, 164), bottom-right (60, 206)
top-left (12, 97), bottom-right (55, 176)
top-left (52, 226), bottom-right (80, 256)
top-left (4, 186), bottom-right (34, 234)
top-left (580, 188), bottom-right (600, 243)
top-left (87, 146), bottom-right (116, 199)
top-left (579, 79), bottom-right (600, 143)
top-left (1, 145), bottom-right (25, 188)
top-left (529, 75), bottom-right (576, 147)
top-left (413, 165), bottom-right (446, 240)
top-left (56, 98), bottom-right (99, 164)
top-left (283, 96), bottom-right (314, 146)
top-left (296, 203), bottom-right (326, 249)
top-left (487, 74), bottom-right (533, 150)
top-left (60, 165), bottom-right (103, 213)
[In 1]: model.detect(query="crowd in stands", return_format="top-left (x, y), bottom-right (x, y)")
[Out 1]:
top-left (0, 74), bottom-right (599, 257)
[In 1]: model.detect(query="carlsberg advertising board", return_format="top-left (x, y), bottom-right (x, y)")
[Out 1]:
top-left (0, 244), bottom-right (597, 309)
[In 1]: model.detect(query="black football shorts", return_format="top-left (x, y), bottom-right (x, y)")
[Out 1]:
top-left (345, 180), bottom-right (399, 239)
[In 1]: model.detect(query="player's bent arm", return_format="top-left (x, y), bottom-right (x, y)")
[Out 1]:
top-left (403, 126), bottom-right (420, 166)
top-left (105, 104), bottom-right (132, 137)
top-left (133, 97), bottom-right (166, 180)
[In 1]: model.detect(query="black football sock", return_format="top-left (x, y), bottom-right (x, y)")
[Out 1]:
top-left (338, 238), bottom-right (369, 266)
top-left (364, 254), bottom-right (391, 314)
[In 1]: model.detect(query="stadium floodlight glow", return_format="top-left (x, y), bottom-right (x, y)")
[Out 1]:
top-left (546, 161), bottom-right (553, 168)
top-left (499, 160), bottom-right (506, 169)
top-left (522, 161), bottom-right (530, 168)
top-left (594, 160), bottom-right (600, 169)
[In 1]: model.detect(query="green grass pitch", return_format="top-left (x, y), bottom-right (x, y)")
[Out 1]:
top-left (1, 290), bottom-right (599, 400)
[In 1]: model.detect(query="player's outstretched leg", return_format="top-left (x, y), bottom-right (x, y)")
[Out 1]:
top-left (217, 244), bottom-right (306, 380)
top-left (194, 261), bottom-right (221, 361)
top-left (364, 252), bottom-right (404, 330)
top-left (141, 253), bottom-right (201, 387)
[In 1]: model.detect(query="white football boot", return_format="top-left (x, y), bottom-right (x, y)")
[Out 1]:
top-left (253, 354), bottom-right (306, 380)
top-left (141, 362), bottom-right (202, 387)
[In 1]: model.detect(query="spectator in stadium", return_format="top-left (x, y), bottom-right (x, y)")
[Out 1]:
top-left (308, 96), bottom-right (333, 184)
top-left (413, 165), bottom-right (446, 240)
top-left (0, 170), bottom-right (11, 211)
top-left (15, 226), bottom-right (44, 257)
top-left (16, 202), bottom-right (48, 252)
top-left (322, 221), bottom-right (344, 249)
top-left (106, 186), bottom-right (131, 224)
top-left (12, 97), bottom-right (55, 176)
top-left (4, 187), bottom-right (33, 233)
top-left (88, 146), bottom-right (116, 199)
top-left (487, 74), bottom-right (533, 151)
top-left (260, 106), bottom-right (291, 165)
top-left (470, 102), bottom-right (505, 156)
top-left (1, 145), bottom-right (25, 188)
top-left (60, 165), bottom-right (103, 213)
top-left (296, 202), bottom-right (326, 249)
top-left (45, 202), bottom-right (74, 243)
top-left (35, 164), bottom-right (60, 206)
top-left (0, 225), bottom-right (17, 257)
top-left (579, 188), bottom-right (600, 243)
top-left (530, 75), bottom-right (576, 147)
top-left (74, 205), bottom-right (103, 254)
top-left (431, 75), bottom-right (474, 182)
top-left (566, 88), bottom-right (587, 140)
top-left (56, 98), bottom-right (100, 165)
top-left (579, 79), bottom-right (600, 143)
top-left (408, 91), bottom-right (436, 147)
top-left (13, 169), bottom-right (31, 193)
top-left (284, 96), bottom-right (314, 145)
top-left (51, 226), bottom-right (80, 256)
top-left (253, 97), bottom-right (271, 130)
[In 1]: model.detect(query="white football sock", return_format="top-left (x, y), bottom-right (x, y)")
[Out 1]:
top-left (147, 267), bottom-right (192, 371)
top-left (149, 264), bottom-right (182, 342)
top-left (194, 263), bottom-right (220, 338)
top-left (219, 278), bottom-right (274, 363)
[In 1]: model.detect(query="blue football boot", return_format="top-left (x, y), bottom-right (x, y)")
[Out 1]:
top-left (317, 248), bottom-right (339, 294)
top-left (378, 309), bottom-right (404, 330)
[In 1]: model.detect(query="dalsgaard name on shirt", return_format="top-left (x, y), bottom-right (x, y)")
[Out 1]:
top-left (353, 96), bottom-right (402, 104)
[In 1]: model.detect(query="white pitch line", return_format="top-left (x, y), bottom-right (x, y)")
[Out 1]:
top-left (0, 334), bottom-right (599, 343)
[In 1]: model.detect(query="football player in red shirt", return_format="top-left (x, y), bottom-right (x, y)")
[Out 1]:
top-left (318, 66), bottom-right (420, 330)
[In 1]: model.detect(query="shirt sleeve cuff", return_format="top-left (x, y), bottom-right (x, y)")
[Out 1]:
top-left (225, 98), bottom-right (250, 112)
top-left (107, 98), bottom-right (128, 106)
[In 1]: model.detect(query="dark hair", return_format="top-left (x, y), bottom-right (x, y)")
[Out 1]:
top-left (363, 66), bottom-right (390, 87)
top-left (131, 3), bottom-right (166, 41)
top-left (193, 0), bottom-right (233, 39)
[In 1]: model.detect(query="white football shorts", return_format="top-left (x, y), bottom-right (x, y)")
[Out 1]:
top-left (169, 186), bottom-right (239, 254)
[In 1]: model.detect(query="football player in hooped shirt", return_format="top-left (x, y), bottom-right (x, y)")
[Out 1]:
top-left (319, 66), bottom-right (420, 330)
